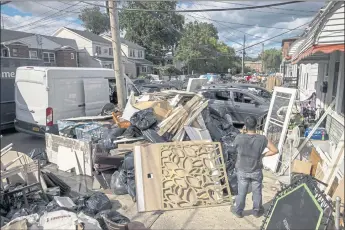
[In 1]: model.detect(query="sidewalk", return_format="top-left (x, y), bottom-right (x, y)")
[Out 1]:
top-left (104, 170), bottom-right (279, 229)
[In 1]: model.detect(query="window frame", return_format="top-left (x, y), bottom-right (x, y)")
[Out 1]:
top-left (109, 48), bottom-right (113, 56)
top-left (43, 52), bottom-right (56, 63)
top-left (12, 48), bottom-right (18, 57)
top-left (95, 46), bottom-right (102, 55)
top-left (71, 53), bottom-right (75, 60)
top-left (29, 50), bottom-right (38, 59)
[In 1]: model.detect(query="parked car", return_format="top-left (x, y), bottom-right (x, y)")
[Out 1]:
top-left (202, 83), bottom-right (271, 100)
top-left (199, 88), bottom-right (270, 125)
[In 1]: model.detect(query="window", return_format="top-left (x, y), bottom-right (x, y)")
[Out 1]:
top-left (109, 48), bottom-right (113, 56)
top-left (95, 46), bottom-right (101, 55)
top-left (12, 48), bottom-right (18, 57)
top-left (1, 48), bottom-right (9, 57)
top-left (43, 52), bottom-right (55, 63)
top-left (138, 50), bottom-right (143, 58)
top-left (29, 50), bottom-right (38, 59)
top-left (71, 53), bottom-right (75, 59)
top-left (130, 49), bottom-right (136, 57)
top-left (215, 91), bottom-right (230, 101)
top-left (332, 62), bottom-right (340, 99)
top-left (104, 48), bottom-right (108, 54)
top-left (233, 92), bottom-right (255, 104)
top-left (141, 66), bottom-right (147, 73)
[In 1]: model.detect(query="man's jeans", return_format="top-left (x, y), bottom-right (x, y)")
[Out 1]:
top-left (235, 170), bottom-right (263, 214)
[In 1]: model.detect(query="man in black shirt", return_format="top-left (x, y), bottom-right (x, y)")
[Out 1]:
top-left (232, 116), bottom-right (278, 218)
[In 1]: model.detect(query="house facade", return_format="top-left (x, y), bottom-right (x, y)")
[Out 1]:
top-left (280, 38), bottom-right (298, 86)
top-left (288, 1), bottom-right (344, 182)
top-left (1, 29), bottom-right (78, 67)
top-left (244, 61), bottom-right (262, 73)
top-left (52, 27), bottom-right (153, 78)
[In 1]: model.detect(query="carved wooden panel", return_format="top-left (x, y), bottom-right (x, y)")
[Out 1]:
top-left (160, 142), bottom-right (232, 209)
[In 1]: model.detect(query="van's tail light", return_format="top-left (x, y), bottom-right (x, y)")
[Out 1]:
top-left (46, 107), bottom-right (53, 126)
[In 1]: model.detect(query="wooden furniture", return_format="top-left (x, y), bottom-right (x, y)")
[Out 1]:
top-left (1, 160), bottom-right (48, 208)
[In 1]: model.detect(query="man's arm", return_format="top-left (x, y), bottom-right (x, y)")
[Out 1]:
top-left (264, 139), bottom-right (278, 157)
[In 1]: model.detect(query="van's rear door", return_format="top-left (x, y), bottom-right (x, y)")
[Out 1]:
top-left (83, 79), bottom-right (110, 116)
top-left (15, 69), bottom-right (47, 126)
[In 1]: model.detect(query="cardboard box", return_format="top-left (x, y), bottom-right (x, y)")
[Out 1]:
top-left (292, 160), bottom-right (312, 175)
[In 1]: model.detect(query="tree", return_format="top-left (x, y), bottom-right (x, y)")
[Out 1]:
top-left (175, 21), bottom-right (239, 74)
top-left (260, 48), bottom-right (282, 72)
top-left (119, 2), bottom-right (184, 65)
top-left (79, 7), bottom-right (110, 35)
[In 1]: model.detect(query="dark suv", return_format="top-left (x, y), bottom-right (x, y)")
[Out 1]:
top-left (200, 88), bottom-right (270, 125)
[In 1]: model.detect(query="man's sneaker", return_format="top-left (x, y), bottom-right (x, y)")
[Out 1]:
top-left (231, 209), bottom-right (243, 218)
top-left (252, 209), bottom-right (264, 218)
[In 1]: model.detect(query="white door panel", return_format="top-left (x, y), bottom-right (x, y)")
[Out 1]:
top-left (83, 79), bottom-right (110, 116)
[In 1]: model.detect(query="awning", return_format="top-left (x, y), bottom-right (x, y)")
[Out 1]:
top-left (292, 44), bottom-right (345, 64)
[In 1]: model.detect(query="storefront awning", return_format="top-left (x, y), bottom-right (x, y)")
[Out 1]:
top-left (292, 44), bottom-right (345, 64)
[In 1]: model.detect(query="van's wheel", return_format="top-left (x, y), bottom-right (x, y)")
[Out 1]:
top-left (101, 103), bottom-right (116, 116)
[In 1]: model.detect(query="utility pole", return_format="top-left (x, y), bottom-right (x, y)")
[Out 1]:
top-left (241, 35), bottom-right (246, 78)
top-left (108, 0), bottom-right (126, 109)
top-left (262, 43), bottom-right (265, 73)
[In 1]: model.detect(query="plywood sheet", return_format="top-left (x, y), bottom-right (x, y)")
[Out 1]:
top-left (310, 147), bottom-right (322, 176)
top-left (135, 141), bottom-right (232, 212)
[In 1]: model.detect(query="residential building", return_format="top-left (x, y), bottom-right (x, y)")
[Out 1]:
top-left (280, 37), bottom-right (298, 86)
top-left (288, 1), bottom-right (344, 180)
top-left (52, 27), bottom-right (153, 78)
top-left (244, 61), bottom-right (262, 73)
top-left (101, 34), bottom-right (153, 78)
top-left (1, 29), bottom-right (78, 67)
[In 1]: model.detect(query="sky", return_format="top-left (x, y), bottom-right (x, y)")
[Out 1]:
top-left (1, 1), bottom-right (326, 57)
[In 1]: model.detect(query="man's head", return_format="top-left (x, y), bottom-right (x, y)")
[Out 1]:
top-left (244, 116), bottom-right (257, 131)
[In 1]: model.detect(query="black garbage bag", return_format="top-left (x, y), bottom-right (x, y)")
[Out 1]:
top-left (86, 192), bottom-right (112, 215)
top-left (110, 170), bottom-right (128, 195)
top-left (208, 104), bottom-right (226, 118)
top-left (101, 128), bottom-right (127, 150)
top-left (101, 210), bottom-right (130, 224)
top-left (130, 108), bottom-right (157, 130)
top-left (122, 125), bottom-right (142, 138)
top-left (227, 168), bottom-right (238, 196)
top-left (95, 210), bottom-right (130, 230)
top-left (123, 152), bottom-right (134, 170)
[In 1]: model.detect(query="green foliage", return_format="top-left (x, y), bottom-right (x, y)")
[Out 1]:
top-left (78, 7), bottom-right (110, 35)
top-left (119, 2), bottom-right (184, 65)
top-left (175, 21), bottom-right (239, 74)
top-left (260, 48), bottom-right (282, 72)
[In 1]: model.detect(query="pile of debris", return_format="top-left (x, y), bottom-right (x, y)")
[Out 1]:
top-left (1, 90), bottom-right (243, 229)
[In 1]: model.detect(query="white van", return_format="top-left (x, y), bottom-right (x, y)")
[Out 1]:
top-left (14, 66), bottom-right (133, 137)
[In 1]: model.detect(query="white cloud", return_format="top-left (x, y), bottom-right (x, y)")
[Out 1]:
top-left (2, 1), bottom-right (326, 56)
top-left (177, 1), bottom-right (325, 56)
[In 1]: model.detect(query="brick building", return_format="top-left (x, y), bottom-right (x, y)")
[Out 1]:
top-left (1, 29), bottom-right (78, 67)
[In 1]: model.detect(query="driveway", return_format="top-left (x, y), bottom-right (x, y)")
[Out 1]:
top-left (1, 128), bottom-right (45, 155)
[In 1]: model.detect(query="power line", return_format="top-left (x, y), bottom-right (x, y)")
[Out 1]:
top-left (186, 8), bottom-right (284, 44)
top-left (218, 2), bottom-right (319, 14)
top-left (9, 2), bottom-right (81, 31)
top-left (235, 21), bottom-right (309, 52)
top-left (188, 13), bottom-right (306, 31)
top-left (83, 1), bottom-right (305, 13)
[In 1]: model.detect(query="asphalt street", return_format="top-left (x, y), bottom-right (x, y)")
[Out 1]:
top-left (1, 128), bottom-right (45, 155)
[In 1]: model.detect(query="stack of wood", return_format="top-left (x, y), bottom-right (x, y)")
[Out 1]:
top-left (157, 94), bottom-right (209, 141)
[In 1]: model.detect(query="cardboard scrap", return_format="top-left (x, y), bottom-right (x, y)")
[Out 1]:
top-left (292, 160), bottom-right (312, 175)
